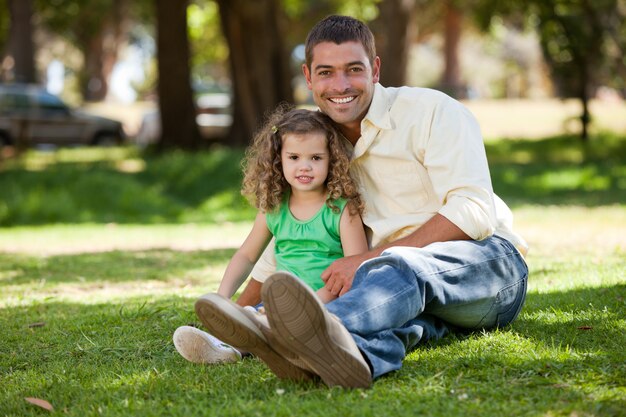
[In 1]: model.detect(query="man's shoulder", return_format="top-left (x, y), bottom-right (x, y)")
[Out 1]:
top-left (382, 85), bottom-right (455, 109)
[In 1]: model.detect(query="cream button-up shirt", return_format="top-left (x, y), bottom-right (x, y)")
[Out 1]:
top-left (251, 84), bottom-right (527, 282)
top-left (352, 84), bottom-right (526, 255)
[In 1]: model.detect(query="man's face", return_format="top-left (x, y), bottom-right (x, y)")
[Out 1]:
top-left (303, 41), bottom-right (380, 138)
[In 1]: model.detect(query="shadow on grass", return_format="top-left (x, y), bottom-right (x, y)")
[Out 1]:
top-left (2, 284), bottom-right (625, 416)
top-left (0, 146), bottom-right (255, 226)
top-left (395, 283), bottom-right (626, 415)
top-left (1, 134), bottom-right (624, 227)
top-left (487, 133), bottom-right (626, 207)
top-left (0, 248), bottom-right (235, 286)
top-left (413, 283), bottom-right (626, 360)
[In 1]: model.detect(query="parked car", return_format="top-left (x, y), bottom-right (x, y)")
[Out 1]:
top-left (0, 84), bottom-right (125, 148)
top-left (134, 91), bottom-right (232, 147)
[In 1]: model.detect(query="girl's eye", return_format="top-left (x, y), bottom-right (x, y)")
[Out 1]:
top-left (289, 155), bottom-right (298, 160)
top-left (312, 156), bottom-right (323, 161)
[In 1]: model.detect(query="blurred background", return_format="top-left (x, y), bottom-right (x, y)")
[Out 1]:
top-left (0, 0), bottom-right (625, 229)
top-left (1, 0), bottom-right (625, 151)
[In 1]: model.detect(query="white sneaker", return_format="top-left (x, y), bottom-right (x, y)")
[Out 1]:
top-left (173, 326), bottom-right (242, 364)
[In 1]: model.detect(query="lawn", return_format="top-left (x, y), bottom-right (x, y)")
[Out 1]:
top-left (0, 134), bottom-right (625, 416)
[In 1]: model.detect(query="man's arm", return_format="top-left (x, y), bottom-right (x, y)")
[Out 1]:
top-left (322, 213), bottom-right (470, 296)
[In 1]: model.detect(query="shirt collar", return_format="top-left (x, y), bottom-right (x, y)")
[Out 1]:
top-left (362, 83), bottom-right (393, 131)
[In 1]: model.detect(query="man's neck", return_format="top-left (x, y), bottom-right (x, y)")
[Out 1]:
top-left (339, 122), bottom-right (362, 145)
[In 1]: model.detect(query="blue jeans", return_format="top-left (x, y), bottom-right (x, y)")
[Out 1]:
top-left (326, 235), bottom-right (528, 378)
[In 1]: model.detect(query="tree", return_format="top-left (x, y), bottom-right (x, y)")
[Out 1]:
top-left (440, 0), bottom-right (464, 97)
top-left (371, 0), bottom-right (416, 87)
top-left (155, 0), bottom-right (202, 150)
top-left (36, 0), bottom-right (130, 101)
top-left (471, 0), bottom-right (626, 141)
top-left (0, 0), bottom-right (9, 54)
top-left (215, 0), bottom-right (293, 146)
top-left (371, 0), bottom-right (469, 96)
top-left (3, 0), bottom-right (37, 83)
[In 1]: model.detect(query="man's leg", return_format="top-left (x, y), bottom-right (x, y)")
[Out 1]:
top-left (327, 235), bottom-right (528, 378)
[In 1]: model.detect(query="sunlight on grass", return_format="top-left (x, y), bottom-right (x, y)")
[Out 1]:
top-left (526, 167), bottom-right (612, 192)
top-left (0, 223), bottom-right (251, 255)
top-left (1, 139), bottom-right (625, 417)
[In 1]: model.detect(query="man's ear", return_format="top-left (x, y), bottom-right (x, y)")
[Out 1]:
top-left (372, 56), bottom-right (381, 84)
top-left (302, 63), bottom-right (313, 89)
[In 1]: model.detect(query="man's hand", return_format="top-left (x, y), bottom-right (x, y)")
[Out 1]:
top-left (321, 252), bottom-right (371, 297)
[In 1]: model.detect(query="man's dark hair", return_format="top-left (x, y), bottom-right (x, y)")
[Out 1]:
top-left (304, 15), bottom-right (376, 69)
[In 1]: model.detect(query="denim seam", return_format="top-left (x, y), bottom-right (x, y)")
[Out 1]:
top-left (476, 275), bottom-right (528, 329)
top-left (413, 251), bottom-right (520, 282)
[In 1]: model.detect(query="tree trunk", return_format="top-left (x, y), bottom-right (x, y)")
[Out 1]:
top-left (155, 0), bottom-right (202, 150)
top-left (216, 0), bottom-right (293, 146)
top-left (441, 0), bottom-right (464, 98)
top-left (579, 63), bottom-right (590, 143)
top-left (80, 0), bottom-right (130, 101)
top-left (372, 0), bottom-right (416, 87)
top-left (6, 0), bottom-right (36, 83)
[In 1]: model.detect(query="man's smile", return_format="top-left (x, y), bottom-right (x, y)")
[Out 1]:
top-left (329, 96), bottom-right (356, 104)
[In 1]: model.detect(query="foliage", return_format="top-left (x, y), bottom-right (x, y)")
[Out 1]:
top-left (0, 132), bottom-right (625, 414)
top-left (0, 146), bottom-right (254, 226)
top-left (0, 0), bottom-right (9, 54)
top-left (0, 136), bottom-right (625, 415)
top-left (35, 0), bottom-right (110, 46)
top-left (188, 0), bottom-right (229, 84)
top-left (473, 0), bottom-right (625, 129)
top-left (487, 133), bottom-right (626, 207)
top-left (469, 0), bottom-right (626, 139)
top-left (1, 133), bottom-right (624, 227)
top-left (2, 247), bottom-right (623, 416)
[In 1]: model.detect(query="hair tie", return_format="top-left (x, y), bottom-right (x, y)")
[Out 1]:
top-left (271, 125), bottom-right (278, 134)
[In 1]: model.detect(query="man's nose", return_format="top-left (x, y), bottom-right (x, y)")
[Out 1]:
top-left (332, 71), bottom-right (351, 92)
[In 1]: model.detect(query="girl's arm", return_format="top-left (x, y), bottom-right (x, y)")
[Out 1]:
top-left (317, 206), bottom-right (369, 302)
top-left (217, 212), bottom-right (272, 299)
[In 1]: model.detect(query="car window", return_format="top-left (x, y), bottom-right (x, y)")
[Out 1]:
top-left (36, 91), bottom-right (69, 111)
top-left (0, 92), bottom-right (30, 111)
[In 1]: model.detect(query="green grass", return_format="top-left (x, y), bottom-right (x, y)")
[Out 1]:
top-left (1, 135), bottom-right (625, 416)
top-left (0, 146), bottom-right (254, 226)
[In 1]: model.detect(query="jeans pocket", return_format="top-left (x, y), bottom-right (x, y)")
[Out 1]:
top-left (477, 276), bottom-right (528, 329)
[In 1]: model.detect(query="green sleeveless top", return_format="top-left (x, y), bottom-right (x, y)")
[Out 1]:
top-left (265, 197), bottom-right (347, 290)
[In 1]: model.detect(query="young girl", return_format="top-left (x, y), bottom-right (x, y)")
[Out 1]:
top-left (173, 106), bottom-right (368, 364)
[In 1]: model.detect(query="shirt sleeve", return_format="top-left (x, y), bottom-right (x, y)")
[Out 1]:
top-left (424, 96), bottom-right (497, 240)
top-left (249, 237), bottom-right (276, 282)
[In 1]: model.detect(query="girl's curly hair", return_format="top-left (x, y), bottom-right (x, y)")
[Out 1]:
top-left (241, 104), bottom-right (364, 216)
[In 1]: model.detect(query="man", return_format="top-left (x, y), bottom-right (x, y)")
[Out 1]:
top-left (194, 15), bottom-right (528, 388)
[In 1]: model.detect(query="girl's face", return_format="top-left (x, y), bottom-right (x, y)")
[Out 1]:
top-left (280, 131), bottom-right (330, 195)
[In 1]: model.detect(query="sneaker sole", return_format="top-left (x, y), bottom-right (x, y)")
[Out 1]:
top-left (240, 306), bottom-right (313, 372)
top-left (173, 326), bottom-right (240, 364)
top-left (262, 272), bottom-right (372, 388)
top-left (194, 294), bottom-right (314, 381)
